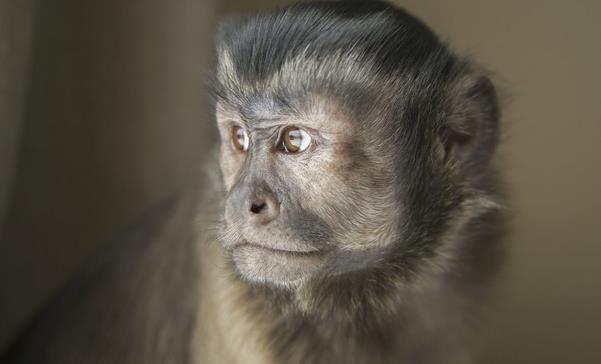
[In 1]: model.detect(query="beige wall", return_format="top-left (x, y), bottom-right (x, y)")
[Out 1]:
top-left (1, 1), bottom-right (600, 362)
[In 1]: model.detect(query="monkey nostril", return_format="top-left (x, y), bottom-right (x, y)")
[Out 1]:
top-left (250, 202), bottom-right (267, 214)
top-left (248, 193), bottom-right (280, 224)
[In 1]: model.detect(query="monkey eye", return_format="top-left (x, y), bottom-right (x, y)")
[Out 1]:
top-left (231, 126), bottom-right (249, 152)
top-left (279, 126), bottom-right (312, 153)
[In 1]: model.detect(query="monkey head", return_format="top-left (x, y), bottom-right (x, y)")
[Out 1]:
top-left (211, 1), bottom-right (500, 307)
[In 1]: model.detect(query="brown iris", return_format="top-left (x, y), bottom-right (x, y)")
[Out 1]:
top-left (280, 126), bottom-right (312, 153)
top-left (231, 126), bottom-right (249, 152)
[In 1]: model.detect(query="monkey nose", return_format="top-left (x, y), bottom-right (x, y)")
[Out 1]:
top-left (248, 193), bottom-right (280, 225)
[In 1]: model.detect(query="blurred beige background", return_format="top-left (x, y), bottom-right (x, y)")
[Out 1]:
top-left (1, 0), bottom-right (600, 363)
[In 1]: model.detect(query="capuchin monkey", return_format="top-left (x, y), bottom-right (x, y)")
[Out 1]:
top-left (2, 1), bottom-right (505, 363)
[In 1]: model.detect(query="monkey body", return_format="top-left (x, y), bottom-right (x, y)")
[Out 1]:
top-left (2, 1), bottom-right (505, 363)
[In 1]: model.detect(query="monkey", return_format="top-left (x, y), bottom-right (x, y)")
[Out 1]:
top-left (1, 1), bottom-right (506, 363)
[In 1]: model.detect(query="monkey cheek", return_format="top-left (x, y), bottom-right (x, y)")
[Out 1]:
top-left (231, 244), bottom-right (327, 286)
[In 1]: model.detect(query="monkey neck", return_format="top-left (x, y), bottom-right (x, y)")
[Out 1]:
top-left (196, 241), bottom-right (469, 364)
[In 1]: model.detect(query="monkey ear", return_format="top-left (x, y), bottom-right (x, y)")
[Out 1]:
top-left (440, 72), bottom-right (500, 176)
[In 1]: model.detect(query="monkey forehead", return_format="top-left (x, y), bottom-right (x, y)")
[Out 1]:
top-left (215, 92), bottom-right (354, 134)
top-left (213, 46), bottom-right (406, 134)
top-left (217, 44), bottom-right (375, 87)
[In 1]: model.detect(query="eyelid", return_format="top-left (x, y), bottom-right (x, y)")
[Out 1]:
top-left (226, 120), bottom-right (247, 129)
top-left (275, 125), bottom-right (319, 137)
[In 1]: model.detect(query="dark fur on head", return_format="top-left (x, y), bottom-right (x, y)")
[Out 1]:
top-left (211, 1), bottom-right (503, 362)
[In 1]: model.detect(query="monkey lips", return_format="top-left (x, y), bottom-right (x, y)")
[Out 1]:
top-left (230, 239), bottom-right (328, 285)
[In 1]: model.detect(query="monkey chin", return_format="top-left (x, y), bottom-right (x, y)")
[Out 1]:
top-left (230, 241), bottom-right (328, 287)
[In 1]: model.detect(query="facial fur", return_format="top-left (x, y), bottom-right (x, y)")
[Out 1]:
top-left (210, 0), bottom-right (502, 316)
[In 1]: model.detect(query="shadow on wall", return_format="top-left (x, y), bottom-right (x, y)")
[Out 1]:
top-left (0, 2), bottom-right (35, 243)
top-left (0, 0), bottom-right (218, 351)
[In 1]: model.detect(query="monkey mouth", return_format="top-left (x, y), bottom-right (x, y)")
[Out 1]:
top-left (231, 240), bottom-right (328, 285)
top-left (235, 240), bottom-right (322, 255)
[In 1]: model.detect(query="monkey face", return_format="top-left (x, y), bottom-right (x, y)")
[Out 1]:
top-left (216, 96), bottom-right (404, 287)
top-left (211, 3), bottom-right (500, 296)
